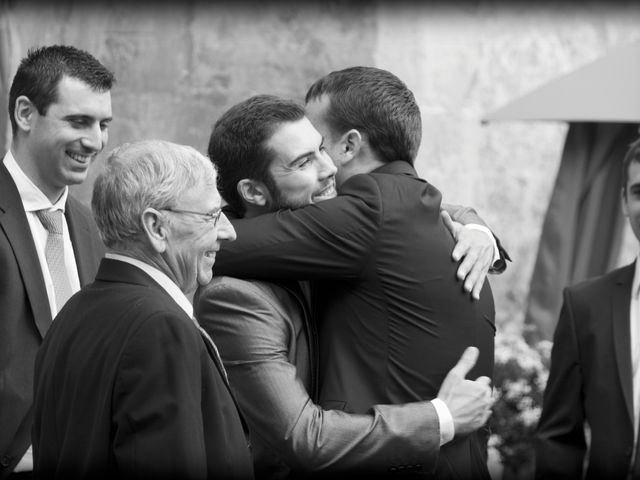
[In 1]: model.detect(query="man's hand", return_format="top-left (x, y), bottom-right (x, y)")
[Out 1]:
top-left (437, 346), bottom-right (493, 437)
top-left (441, 210), bottom-right (494, 300)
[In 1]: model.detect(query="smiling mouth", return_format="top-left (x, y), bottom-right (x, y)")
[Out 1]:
top-left (313, 182), bottom-right (337, 200)
top-left (67, 151), bottom-right (93, 164)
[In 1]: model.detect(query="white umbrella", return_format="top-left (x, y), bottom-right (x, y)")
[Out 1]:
top-left (484, 41), bottom-right (640, 123)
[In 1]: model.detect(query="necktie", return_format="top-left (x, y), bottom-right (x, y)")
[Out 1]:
top-left (36, 209), bottom-right (74, 313)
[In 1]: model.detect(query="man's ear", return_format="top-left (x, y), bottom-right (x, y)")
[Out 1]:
top-left (339, 129), bottom-right (363, 165)
top-left (14, 96), bottom-right (36, 132)
top-left (141, 208), bottom-right (168, 253)
top-left (237, 179), bottom-right (270, 207)
top-left (622, 187), bottom-right (630, 218)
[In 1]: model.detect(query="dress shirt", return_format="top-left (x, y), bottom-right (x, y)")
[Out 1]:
top-left (630, 256), bottom-right (640, 470)
top-left (3, 151), bottom-right (81, 317)
top-left (432, 398), bottom-right (455, 445)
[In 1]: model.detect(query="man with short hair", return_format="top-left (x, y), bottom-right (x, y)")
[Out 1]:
top-left (535, 136), bottom-right (640, 479)
top-left (198, 89), bottom-right (500, 478)
top-left (33, 139), bottom-right (252, 480)
top-left (0, 45), bottom-right (114, 479)
top-left (211, 67), bottom-right (505, 478)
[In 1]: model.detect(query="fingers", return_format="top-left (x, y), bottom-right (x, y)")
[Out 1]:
top-left (451, 240), bottom-right (468, 263)
top-left (441, 210), bottom-right (461, 241)
top-left (456, 245), bottom-right (492, 300)
top-left (481, 408), bottom-right (493, 425)
top-left (475, 376), bottom-right (491, 387)
top-left (447, 346), bottom-right (479, 380)
top-left (467, 262), bottom-right (490, 300)
top-left (456, 250), bottom-right (478, 281)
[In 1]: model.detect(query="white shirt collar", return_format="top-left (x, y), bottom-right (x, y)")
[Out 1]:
top-left (105, 252), bottom-right (194, 318)
top-left (633, 255), bottom-right (640, 299)
top-left (3, 150), bottom-right (68, 212)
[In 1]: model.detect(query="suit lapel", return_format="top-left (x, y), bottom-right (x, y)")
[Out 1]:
top-left (195, 320), bottom-right (251, 434)
top-left (0, 164), bottom-right (52, 337)
top-left (278, 280), bottom-right (320, 400)
top-left (612, 263), bottom-right (635, 426)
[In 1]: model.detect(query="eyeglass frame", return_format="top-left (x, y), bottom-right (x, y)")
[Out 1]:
top-left (162, 207), bottom-right (223, 227)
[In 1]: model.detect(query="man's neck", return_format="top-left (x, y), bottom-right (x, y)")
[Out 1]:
top-left (339, 153), bottom-right (386, 186)
top-left (11, 142), bottom-right (65, 204)
top-left (243, 203), bottom-right (270, 219)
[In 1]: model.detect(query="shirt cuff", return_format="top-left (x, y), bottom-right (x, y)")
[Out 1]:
top-left (464, 224), bottom-right (500, 266)
top-left (431, 398), bottom-right (455, 446)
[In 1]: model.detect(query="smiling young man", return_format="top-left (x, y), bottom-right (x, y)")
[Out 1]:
top-left (196, 94), bottom-right (495, 479)
top-left (0, 45), bottom-right (114, 478)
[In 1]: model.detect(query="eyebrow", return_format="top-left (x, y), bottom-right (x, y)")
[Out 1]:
top-left (288, 136), bottom-right (324, 166)
top-left (64, 114), bottom-right (113, 123)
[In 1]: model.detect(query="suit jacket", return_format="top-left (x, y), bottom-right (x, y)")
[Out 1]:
top-left (535, 263), bottom-right (636, 479)
top-left (0, 162), bottom-right (105, 478)
top-left (195, 276), bottom-right (441, 479)
top-left (32, 259), bottom-right (254, 480)
top-left (213, 161), bottom-right (496, 479)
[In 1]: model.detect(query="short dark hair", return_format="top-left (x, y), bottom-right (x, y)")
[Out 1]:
top-left (305, 66), bottom-right (421, 165)
top-left (622, 135), bottom-right (640, 195)
top-left (207, 94), bottom-right (305, 215)
top-left (8, 45), bottom-right (115, 134)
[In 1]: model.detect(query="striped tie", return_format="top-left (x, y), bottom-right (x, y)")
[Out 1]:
top-left (36, 209), bottom-right (74, 313)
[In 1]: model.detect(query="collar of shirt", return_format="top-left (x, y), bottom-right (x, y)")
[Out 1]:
top-left (3, 150), bottom-right (68, 212)
top-left (633, 256), bottom-right (640, 300)
top-left (105, 252), bottom-right (194, 319)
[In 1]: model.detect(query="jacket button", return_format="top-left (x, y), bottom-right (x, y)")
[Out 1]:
top-left (0, 455), bottom-right (11, 468)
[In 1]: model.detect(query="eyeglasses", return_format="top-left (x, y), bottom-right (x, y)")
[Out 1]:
top-left (162, 208), bottom-right (223, 227)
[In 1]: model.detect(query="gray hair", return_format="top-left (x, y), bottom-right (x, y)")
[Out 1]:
top-left (92, 139), bottom-right (217, 248)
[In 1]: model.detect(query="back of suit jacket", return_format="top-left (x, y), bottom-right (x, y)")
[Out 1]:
top-left (0, 163), bottom-right (104, 477)
top-left (214, 161), bottom-right (496, 479)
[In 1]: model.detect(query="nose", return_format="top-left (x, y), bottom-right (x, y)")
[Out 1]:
top-left (215, 213), bottom-right (237, 242)
top-left (318, 151), bottom-right (337, 179)
top-left (80, 122), bottom-right (106, 152)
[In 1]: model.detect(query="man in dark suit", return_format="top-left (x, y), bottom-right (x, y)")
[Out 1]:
top-left (0, 45), bottom-right (113, 479)
top-left (212, 68), bottom-right (504, 478)
top-left (535, 136), bottom-right (640, 479)
top-left (196, 95), bottom-right (495, 479)
top-left (32, 139), bottom-right (253, 480)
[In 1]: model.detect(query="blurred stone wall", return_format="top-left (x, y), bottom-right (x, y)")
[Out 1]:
top-left (1, 0), bottom-right (639, 333)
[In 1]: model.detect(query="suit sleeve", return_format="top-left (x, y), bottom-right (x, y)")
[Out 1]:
top-left (442, 203), bottom-right (484, 226)
top-left (213, 175), bottom-right (382, 280)
top-left (442, 202), bottom-right (510, 273)
top-left (535, 287), bottom-right (587, 478)
top-left (196, 280), bottom-right (441, 475)
top-left (112, 313), bottom-right (209, 480)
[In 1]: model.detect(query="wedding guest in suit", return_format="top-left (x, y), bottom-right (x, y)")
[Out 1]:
top-left (32, 140), bottom-right (253, 480)
top-left (536, 136), bottom-right (640, 479)
top-left (196, 95), bottom-right (495, 479)
top-left (211, 67), bottom-right (505, 479)
top-left (0, 45), bottom-right (113, 479)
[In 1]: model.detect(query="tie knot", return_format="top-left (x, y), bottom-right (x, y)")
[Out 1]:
top-left (36, 209), bottom-right (64, 235)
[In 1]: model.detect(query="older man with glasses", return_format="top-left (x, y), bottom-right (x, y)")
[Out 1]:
top-left (31, 139), bottom-right (253, 480)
